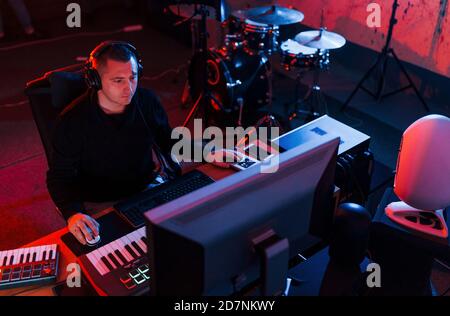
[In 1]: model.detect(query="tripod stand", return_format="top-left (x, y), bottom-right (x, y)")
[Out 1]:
top-left (340, 0), bottom-right (429, 112)
top-left (182, 4), bottom-right (231, 127)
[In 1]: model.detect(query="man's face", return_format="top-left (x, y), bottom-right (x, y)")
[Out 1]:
top-left (98, 57), bottom-right (138, 107)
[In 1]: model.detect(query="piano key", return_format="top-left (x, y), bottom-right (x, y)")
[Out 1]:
top-left (127, 230), bottom-right (139, 243)
top-left (22, 248), bottom-right (31, 263)
top-left (0, 250), bottom-right (8, 267)
top-left (109, 240), bottom-right (128, 263)
top-left (114, 250), bottom-right (128, 265)
top-left (39, 246), bottom-right (44, 261)
top-left (32, 251), bottom-right (37, 262)
top-left (4, 250), bottom-right (12, 266)
top-left (134, 226), bottom-right (144, 235)
top-left (46, 245), bottom-right (53, 260)
top-left (36, 246), bottom-right (43, 261)
top-left (51, 245), bottom-right (57, 259)
top-left (104, 244), bottom-right (123, 266)
top-left (123, 236), bottom-right (140, 258)
top-left (107, 253), bottom-right (121, 268)
top-left (43, 245), bottom-right (50, 260)
top-left (20, 250), bottom-right (27, 263)
top-left (16, 249), bottom-right (24, 265)
top-left (141, 236), bottom-right (149, 245)
top-left (136, 227), bottom-right (146, 239)
top-left (86, 252), bottom-right (107, 276)
top-left (28, 248), bottom-right (36, 262)
top-left (134, 234), bottom-right (148, 253)
top-left (127, 240), bottom-right (142, 258)
top-left (131, 241), bottom-right (145, 257)
top-left (25, 248), bottom-right (32, 263)
top-left (124, 244), bottom-right (139, 259)
top-left (130, 231), bottom-right (147, 253)
top-left (101, 256), bottom-right (114, 271)
top-left (90, 251), bottom-right (109, 275)
top-left (118, 240), bottom-right (135, 263)
top-left (97, 247), bottom-right (116, 270)
top-left (9, 255), bottom-right (14, 266)
top-left (115, 239), bottom-right (134, 262)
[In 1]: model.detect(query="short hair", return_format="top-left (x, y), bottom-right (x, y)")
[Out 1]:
top-left (93, 44), bottom-right (137, 73)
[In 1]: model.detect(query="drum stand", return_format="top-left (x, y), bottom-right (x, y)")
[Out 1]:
top-left (289, 65), bottom-right (328, 123)
top-left (180, 16), bottom-right (200, 108)
top-left (254, 53), bottom-right (284, 132)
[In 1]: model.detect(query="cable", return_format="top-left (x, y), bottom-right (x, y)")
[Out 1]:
top-left (0, 25), bottom-right (143, 52)
top-left (0, 152), bottom-right (44, 170)
top-left (141, 63), bottom-right (187, 81)
top-left (0, 100), bottom-right (29, 109)
top-left (435, 258), bottom-right (450, 271)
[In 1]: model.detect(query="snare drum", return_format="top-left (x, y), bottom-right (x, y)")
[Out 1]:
top-left (280, 39), bottom-right (329, 70)
top-left (242, 20), bottom-right (279, 55)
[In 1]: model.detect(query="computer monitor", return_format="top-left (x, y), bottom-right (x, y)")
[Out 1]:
top-left (144, 135), bottom-right (340, 296)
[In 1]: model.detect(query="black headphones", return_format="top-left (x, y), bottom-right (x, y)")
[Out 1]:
top-left (84, 40), bottom-right (144, 90)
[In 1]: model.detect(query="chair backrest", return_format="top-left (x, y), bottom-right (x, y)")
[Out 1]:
top-left (25, 63), bottom-right (88, 167)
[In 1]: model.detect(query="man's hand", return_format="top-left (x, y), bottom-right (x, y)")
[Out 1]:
top-left (67, 213), bottom-right (100, 245)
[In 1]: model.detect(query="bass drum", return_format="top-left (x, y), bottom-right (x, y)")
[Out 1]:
top-left (188, 47), bottom-right (271, 127)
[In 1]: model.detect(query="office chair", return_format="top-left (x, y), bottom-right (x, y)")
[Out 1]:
top-left (24, 63), bottom-right (87, 167)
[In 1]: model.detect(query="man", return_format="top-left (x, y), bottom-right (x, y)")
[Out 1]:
top-left (47, 41), bottom-right (179, 245)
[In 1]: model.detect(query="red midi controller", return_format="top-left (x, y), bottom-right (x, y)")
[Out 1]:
top-left (0, 244), bottom-right (59, 290)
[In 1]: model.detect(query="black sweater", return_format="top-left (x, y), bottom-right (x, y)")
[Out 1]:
top-left (46, 87), bottom-right (174, 220)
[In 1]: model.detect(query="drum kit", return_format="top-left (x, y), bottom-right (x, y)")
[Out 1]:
top-left (177, 3), bottom-right (347, 128)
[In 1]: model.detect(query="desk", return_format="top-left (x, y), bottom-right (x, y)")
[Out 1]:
top-left (0, 163), bottom-right (235, 296)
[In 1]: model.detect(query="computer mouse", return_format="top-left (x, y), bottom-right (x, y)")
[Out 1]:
top-left (85, 226), bottom-right (101, 246)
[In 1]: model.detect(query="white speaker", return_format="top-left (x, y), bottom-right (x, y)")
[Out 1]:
top-left (385, 114), bottom-right (450, 239)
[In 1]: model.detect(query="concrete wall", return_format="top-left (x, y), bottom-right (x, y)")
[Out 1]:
top-left (228, 0), bottom-right (450, 78)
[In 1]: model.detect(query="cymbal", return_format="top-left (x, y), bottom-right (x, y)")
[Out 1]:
top-left (294, 29), bottom-right (346, 49)
top-left (238, 5), bottom-right (304, 26)
top-left (230, 9), bottom-right (248, 21)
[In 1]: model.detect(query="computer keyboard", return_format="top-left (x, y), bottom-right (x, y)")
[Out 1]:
top-left (114, 170), bottom-right (215, 227)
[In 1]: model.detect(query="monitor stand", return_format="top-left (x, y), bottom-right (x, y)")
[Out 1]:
top-left (255, 231), bottom-right (290, 296)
